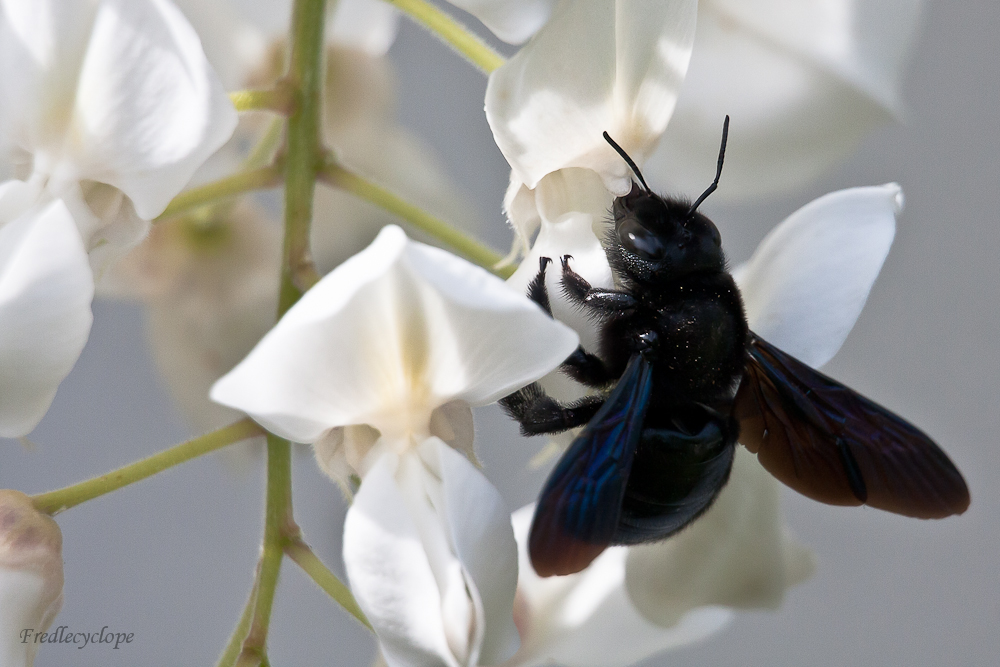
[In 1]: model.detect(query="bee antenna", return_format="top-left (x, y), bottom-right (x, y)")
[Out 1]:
top-left (687, 115), bottom-right (730, 217)
top-left (603, 131), bottom-right (652, 194)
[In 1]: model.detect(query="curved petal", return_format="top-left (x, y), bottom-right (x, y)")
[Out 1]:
top-left (710, 0), bottom-right (923, 113)
top-left (445, 0), bottom-right (554, 45)
top-left (733, 184), bottom-right (900, 368)
top-left (0, 0), bottom-right (100, 149)
top-left (506, 506), bottom-right (731, 667)
top-left (624, 448), bottom-right (814, 627)
top-left (433, 440), bottom-right (520, 665)
top-left (67, 0), bottom-right (237, 219)
top-left (211, 225), bottom-right (579, 444)
top-left (647, 0), bottom-right (921, 200)
top-left (485, 0), bottom-right (698, 193)
top-left (0, 197), bottom-right (93, 437)
top-left (343, 441), bottom-right (519, 667)
top-left (344, 451), bottom-right (461, 667)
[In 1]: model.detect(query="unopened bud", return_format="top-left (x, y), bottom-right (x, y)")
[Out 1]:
top-left (0, 491), bottom-right (64, 667)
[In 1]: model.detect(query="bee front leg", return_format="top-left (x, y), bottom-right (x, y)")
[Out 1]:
top-left (559, 255), bottom-right (637, 315)
top-left (527, 257), bottom-right (554, 316)
top-left (499, 382), bottom-right (604, 436)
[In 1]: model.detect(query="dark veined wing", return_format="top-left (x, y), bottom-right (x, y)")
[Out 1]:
top-left (529, 354), bottom-right (654, 576)
top-left (733, 333), bottom-right (969, 518)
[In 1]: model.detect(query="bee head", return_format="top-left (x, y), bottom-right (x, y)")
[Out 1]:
top-left (611, 184), bottom-right (724, 284)
top-left (603, 118), bottom-right (729, 285)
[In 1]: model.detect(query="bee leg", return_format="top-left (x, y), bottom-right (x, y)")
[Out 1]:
top-left (527, 257), bottom-right (554, 316)
top-left (499, 382), bottom-right (604, 436)
top-left (559, 255), bottom-right (637, 315)
top-left (561, 347), bottom-right (614, 387)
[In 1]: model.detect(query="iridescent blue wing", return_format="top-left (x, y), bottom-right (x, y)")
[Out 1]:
top-left (734, 333), bottom-right (969, 518)
top-left (528, 354), bottom-right (654, 576)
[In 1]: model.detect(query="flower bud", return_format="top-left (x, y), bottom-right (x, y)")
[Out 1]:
top-left (0, 491), bottom-right (64, 667)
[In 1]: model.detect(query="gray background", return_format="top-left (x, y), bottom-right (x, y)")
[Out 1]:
top-left (2, 1), bottom-right (998, 665)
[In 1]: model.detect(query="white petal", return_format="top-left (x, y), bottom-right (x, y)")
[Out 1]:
top-left (432, 440), bottom-right (520, 665)
top-left (344, 451), bottom-right (461, 667)
top-left (624, 448), bottom-right (812, 626)
top-left (485, 0), bottom-right (698, 193)
top-left (343, 442), bottom-right (519, 667)
top-left (710, 0), bottom-right (923, 113)
top-left (445, 0), bottom-right (555, 44)
top-left (0, 197), bottom-right (93, 437)
top-left (211, 226), bottom-right (578, 444)
top-left (64, 0), bottom-right (237, 219)
top-left (733, 184), bottom-right (900, 368)
top-left (0, 0), bottom-right (100, 148)
top-left (646, 0), bottom-right (920, 200)
top-left (507, 506), bottom-right (731, 667)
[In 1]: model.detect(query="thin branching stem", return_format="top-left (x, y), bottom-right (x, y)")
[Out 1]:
top-left (236, 435), bottom-right (299, 667)
top-left (30, 420), bottom-right (264, 515)
top-left (216, 580), bottom-right (260, 667)
top-left (230, 81), bottom-right (297, 114)
top-left (319, 161), bottom-right (512, 277)
top-left (383, 0), bottom-right (505, 74)
top-left (285, 538), bottom-right (372, 630)
top-left (156, 165), bottom-right (284, 221)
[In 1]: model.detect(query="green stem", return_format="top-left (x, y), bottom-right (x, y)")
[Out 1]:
top-left (236, 435), bottom-right (298, 667)
top-left (230, 82), bottom-right (296, 114)
top-left (279, 0), bottom-right (327, 314)
top-left (319, 162), bottom-right (512, 277)
top-left (285, 538), bottom-right (372, 630)
top-left (244, 119), bottom-right (285, 170)
top-left (156, 166), bottom-right (283, 221)
top-left (233, 1), bottom-right (327, 663)
top-left (384, 0), bottom-right (506, 74)
top-left (216, 580), bottom-right (259, 667)
top-left (31, 420), bottom-right (263, 515)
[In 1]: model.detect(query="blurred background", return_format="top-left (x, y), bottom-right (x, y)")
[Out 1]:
top-left (2, 1), bottom-right (998, 665)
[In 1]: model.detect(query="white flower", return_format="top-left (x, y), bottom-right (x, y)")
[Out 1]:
top-left (211, 225), bottom-right (580, 667)
top-left (646, 0), bottom-right (925, 200)
top-left (485, 0), bottom-right (699, 375)
top-left (479, 0), bottom-right (922, 202)
top-left (504, 184), bottom-right (901, 665)
top-left (0, 490), bottom-right (63, 667)
top-left (0, 0), bottom-right (237, 436)
top-left (485, 0), bottom-right (698, 197)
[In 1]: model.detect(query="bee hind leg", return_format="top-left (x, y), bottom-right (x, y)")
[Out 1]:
top-left (499, 382), bottom-right (604, 436)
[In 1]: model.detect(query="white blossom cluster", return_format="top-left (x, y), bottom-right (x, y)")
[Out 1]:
top-left (0, 0), bottom-right (923, 665)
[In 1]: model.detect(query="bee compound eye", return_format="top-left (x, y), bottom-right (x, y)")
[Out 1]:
top-left (617, 217), bottom-right (666, 260)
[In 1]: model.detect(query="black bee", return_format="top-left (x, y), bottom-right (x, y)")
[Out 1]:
top-left (501, 118), bottom-right (970, 577)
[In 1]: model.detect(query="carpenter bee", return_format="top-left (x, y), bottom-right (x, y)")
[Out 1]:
top-left (501, 118), bottom-right (970, 577)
